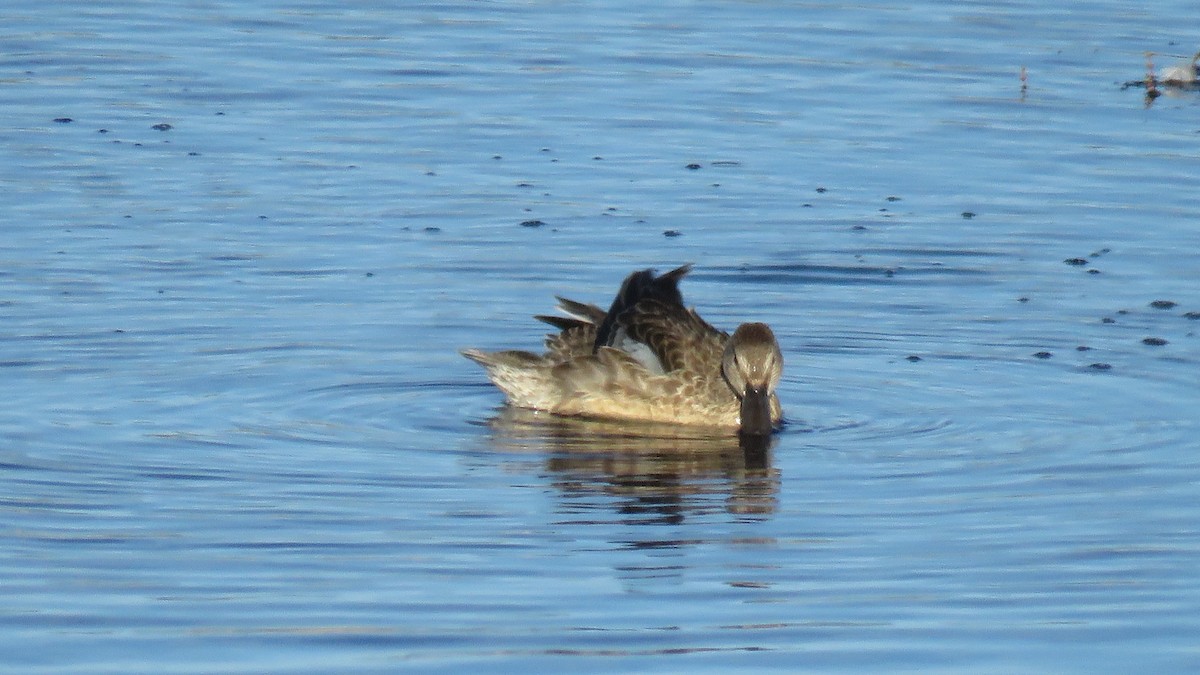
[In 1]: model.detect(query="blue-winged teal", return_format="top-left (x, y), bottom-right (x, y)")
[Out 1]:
top-left (462, 264), bottom-right (783, 435)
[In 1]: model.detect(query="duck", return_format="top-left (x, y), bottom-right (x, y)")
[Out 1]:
top-left (462, 264), bottom-right (784, 436)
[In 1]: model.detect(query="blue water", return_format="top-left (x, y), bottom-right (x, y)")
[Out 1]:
top-left (3, 1), bottom-right (1199, 672)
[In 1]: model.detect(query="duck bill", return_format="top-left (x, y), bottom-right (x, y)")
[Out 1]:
top-left (739, 386), bottom-right (774, 436)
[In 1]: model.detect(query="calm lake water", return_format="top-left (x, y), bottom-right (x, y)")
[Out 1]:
top-left (3, 0), bottom-right (1199, 672)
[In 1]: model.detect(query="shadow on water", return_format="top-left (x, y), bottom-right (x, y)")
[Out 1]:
top-left (474, 408), bottom-right (781, 524)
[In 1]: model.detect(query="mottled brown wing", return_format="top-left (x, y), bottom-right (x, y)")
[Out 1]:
top-left (593, 264), bottom-right (692, 353)
top-left (542, 320), bottom-right (597, 363)
top-left (617, 298), bottom-right (728, 376)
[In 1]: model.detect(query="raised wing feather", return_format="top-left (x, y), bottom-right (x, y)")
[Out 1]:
top-left (616, 298), bottom-right (727, 376)
top-left (593, 264), bottom-right (691, 352)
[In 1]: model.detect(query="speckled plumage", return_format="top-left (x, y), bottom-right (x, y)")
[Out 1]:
top-left (462, 264), bottom-right (783, 434)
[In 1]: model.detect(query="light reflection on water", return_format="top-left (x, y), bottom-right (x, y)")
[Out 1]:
top-left (3, 0), bottom-right (1200, 671)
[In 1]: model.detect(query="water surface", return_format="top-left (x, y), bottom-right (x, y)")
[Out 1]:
top-left (3, 1), bottom-right (1199, 672)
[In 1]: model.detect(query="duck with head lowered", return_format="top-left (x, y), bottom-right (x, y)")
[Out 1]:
top-left (462, 264), bottom-right (784, 437)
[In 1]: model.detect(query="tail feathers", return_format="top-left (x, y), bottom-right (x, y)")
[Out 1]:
top-left (461, 348), bottom-right (558, 408)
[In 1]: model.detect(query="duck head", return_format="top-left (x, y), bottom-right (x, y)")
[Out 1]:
top-left (721, 322), bottom-right (783, 436)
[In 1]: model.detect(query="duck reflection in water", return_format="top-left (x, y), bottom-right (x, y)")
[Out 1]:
top-left (478, 408), bottom-right (780, 524)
